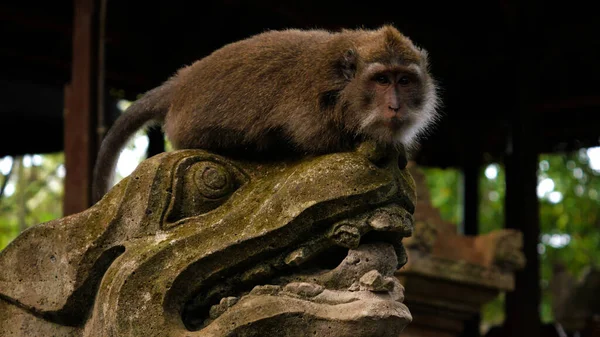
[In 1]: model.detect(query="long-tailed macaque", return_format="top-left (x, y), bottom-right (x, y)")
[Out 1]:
top-left (92, 25), bottom-right (440, 202)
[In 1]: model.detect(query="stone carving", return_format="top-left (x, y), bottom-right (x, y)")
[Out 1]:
top-left (0, 142), bottom-right (415, 337)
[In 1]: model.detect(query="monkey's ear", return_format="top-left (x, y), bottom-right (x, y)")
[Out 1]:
top-left (340, 49), bottom-right (358, 80)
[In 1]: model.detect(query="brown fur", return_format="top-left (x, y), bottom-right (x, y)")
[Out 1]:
top-left (92, 25), bottom-right (439, 202)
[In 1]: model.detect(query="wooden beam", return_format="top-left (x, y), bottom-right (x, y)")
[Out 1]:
top-left (63, 0), bottom-right (102, 216)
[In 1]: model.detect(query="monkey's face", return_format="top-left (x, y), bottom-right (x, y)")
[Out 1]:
top-left (355, 62), bottom-right (438, 150)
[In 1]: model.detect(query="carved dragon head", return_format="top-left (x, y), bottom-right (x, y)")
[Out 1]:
top-left (0, 142), bottom-right (416, 336)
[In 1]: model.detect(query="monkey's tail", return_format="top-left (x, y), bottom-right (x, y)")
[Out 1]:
top-left (92, 83), bottom-right (173, 203)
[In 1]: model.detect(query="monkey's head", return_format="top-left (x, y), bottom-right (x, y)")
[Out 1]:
top-left (338, 25), bottom-right (440, 151)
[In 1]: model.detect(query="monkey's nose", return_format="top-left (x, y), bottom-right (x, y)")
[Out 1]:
top-left (388, 106), bottom-right (400, 112)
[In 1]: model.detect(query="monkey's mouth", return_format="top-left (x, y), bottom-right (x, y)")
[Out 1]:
top-left (181, 203), bottom-right (413, 332)
top-left (365, 117), bottom-right (410, 136)
top-left (387, 117), bottom-right (407, 129)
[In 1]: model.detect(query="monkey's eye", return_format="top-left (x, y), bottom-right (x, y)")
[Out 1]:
top-left (398, 76), bottom-right (412, 86)
top-left (375, 75), bottom-right (391, 85)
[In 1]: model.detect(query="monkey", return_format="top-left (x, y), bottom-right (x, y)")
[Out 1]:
top-left (92, 25), bottom-right (440, 202)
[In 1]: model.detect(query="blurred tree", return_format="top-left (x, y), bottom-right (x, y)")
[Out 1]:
top-left (0, 153), bottom-right (65, 249)
top-left (420, 166), bottom-right (463, 225)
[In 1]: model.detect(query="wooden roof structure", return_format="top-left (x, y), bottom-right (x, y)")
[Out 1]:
top-left (1, 1), bottom-right (599, 337)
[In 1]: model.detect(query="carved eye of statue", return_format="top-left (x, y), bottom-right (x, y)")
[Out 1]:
top-left (163, 156), bottom-right (248, 227)
top-left (194, 162), bottom-right (234, 199)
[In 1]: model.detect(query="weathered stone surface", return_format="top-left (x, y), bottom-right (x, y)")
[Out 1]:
top-left (359, 270), bottom-right (396, 292)
top-left (0, 142), bottom-right (415, 336)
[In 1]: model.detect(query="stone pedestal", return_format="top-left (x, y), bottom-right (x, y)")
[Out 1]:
top-left (396, 163), bottom-right (526, 337)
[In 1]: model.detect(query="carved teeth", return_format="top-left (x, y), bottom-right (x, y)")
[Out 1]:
top-left (368, 205), bottom-right (413, 236)
top-left (328, 223), bottom-right (361, 249)
top-left (249, 284), bottom-right (282, 296)
top-left (209, 296), bottom-right (239, 319)
top-left (284, 247), bottom-right (312, 266)
top-left (283, 238), bottom-right (329, 267)
top-left (283, 282), bottom-right (324, 298)
top-left (240, 264), bottom-right (273, 283)
top-left (359, 270), bottom-right (395, 293)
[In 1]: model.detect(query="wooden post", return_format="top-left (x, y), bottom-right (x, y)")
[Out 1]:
top-left (462, 134), bottom-right (481, 237)
top-left (503, 117), bottom-right (540, 336)
top-left (501, 1), bottom-right (542, 335)
top-left (63, 0), bottom-right (103, 215)
top-left (460, 134), bottom-right (482, 337)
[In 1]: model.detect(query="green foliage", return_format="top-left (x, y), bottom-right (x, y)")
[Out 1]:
top-left (419, 167), bottom-right (463, 225)
top-left (538, 150), bottom-right (600, 276)
top-left (481, 294), bottom-right (506, 331)
top-left (0, 153), bottom-right (64, 250)
top-left (479, 163), bottom-right (505, 234)
top-left (537, 150), bottom-right (600, 324)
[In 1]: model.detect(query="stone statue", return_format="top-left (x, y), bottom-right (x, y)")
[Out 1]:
top-left (0, 142), bottom-right (415, 336)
